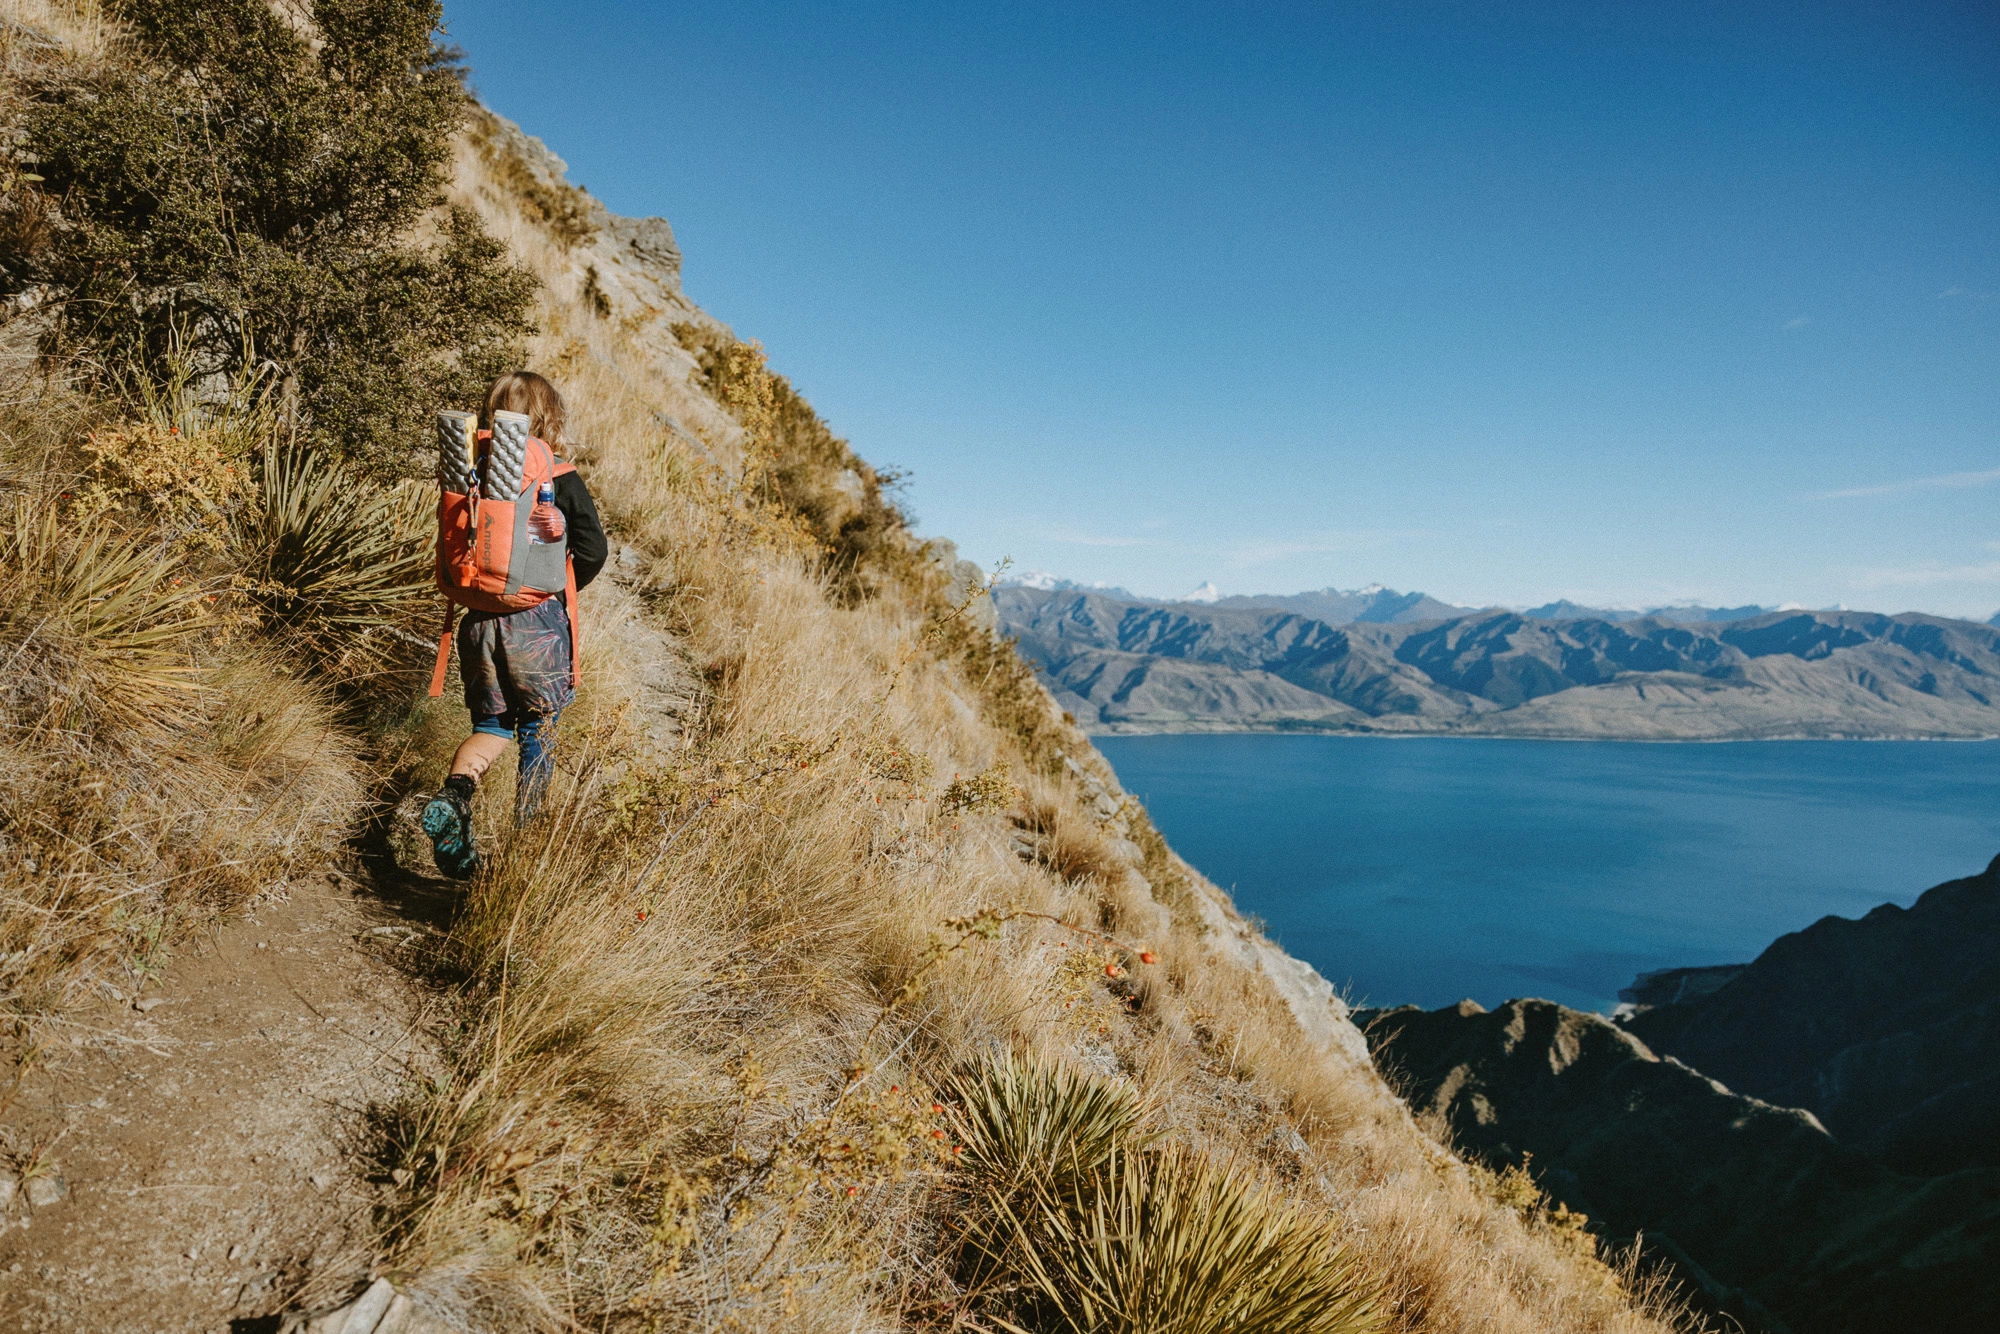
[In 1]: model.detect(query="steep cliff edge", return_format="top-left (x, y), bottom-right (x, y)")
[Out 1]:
top-left (1358, 998), bottom-right (2000, 1334)
top-left (1622, 856), bottom-right (2000, 1175)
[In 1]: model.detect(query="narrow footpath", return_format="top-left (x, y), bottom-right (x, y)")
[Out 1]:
top-left (0, 865), bottom-right (441, 1334)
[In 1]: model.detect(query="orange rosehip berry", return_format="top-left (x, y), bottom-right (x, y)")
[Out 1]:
top-left (845, 1185), bottom-right (858, 1197)
top-left (1139, 951), bottom-right (1158, 965)
top-left (930, 1103), bottom-right (943, 1114)
top-left (1104, 964), bottom-right (1122, 978)
top-left (932, 1129), bottom-right (945, 1139)
top-left (952, 1145), bottom-right (963, 1155)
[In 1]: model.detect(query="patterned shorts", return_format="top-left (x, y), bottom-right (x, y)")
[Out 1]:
top-left (457, 595), bottom-right (574, 724)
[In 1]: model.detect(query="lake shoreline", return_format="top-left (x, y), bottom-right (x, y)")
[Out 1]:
top-left (1100, 734), bottom-right (2000, 1013)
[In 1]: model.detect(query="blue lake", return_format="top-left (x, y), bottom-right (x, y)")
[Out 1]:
top-left (1096, 736), bottom-right (2000, 1013)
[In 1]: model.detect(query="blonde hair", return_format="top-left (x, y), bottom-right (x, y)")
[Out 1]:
top-left (481, 370), bottom-right (567, 448)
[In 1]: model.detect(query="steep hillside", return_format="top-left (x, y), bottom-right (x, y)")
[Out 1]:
top-left (0, 4), bottom-right (1701, 1331)
top-left (998, 588), bottom-right (2000, 738)
top-left (1357, 998), bottom-right (2000, 1334)
top-left (1623, 856), bottom-right (2000, 1175)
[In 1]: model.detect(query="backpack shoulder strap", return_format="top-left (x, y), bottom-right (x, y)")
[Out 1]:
top-left (553, 459), bottom-right (576, 478)
top-left (566, 554), bottom-right (581, 689)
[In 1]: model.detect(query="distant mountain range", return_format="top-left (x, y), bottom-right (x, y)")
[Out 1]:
top-left (1004, 577), bottom-right (1807, 626)
top-left (993, 585), bottom-right (2000, 739)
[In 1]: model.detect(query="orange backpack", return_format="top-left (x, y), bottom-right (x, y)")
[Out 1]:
top-left (426, 408), bottom-right (581, 697)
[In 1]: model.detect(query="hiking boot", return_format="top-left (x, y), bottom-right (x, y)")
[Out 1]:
top-left (420, 775), bottom-right (480, 880)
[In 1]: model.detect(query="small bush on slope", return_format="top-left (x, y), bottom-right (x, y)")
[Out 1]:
top-left (6, 0), bottom-right (535, 470)
top-left (670, 323), bottom-right (916, 604)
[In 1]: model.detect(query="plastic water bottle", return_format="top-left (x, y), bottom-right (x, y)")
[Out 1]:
top-left (528, 481), bottom-right (565, 544)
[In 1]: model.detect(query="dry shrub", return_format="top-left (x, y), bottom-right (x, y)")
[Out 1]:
top-left (1015, 776), bottom-right (1129, 890)
top-left (0, 499), bottom-right (207, 742)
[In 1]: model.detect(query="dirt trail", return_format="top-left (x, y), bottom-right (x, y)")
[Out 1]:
top-left (0, 549), bottom-right (698, 1333)
top-left (0, 867), bottom-right (442, 1334)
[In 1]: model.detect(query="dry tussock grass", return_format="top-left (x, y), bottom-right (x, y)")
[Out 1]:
top-left (368, 128), bottom-right (1706, 1334)
top-left (0, 374), bottom-right (367, 1038)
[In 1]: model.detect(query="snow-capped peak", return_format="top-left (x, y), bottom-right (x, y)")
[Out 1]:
top-left (1186, 581), bottom-right (1222, 604)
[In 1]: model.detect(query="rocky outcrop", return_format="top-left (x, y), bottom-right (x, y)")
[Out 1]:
top-left (996, 587), bottom-right (2000, 738)
top-left (1623, 856), bottom-right (2000, 1175)
top-left (1358, 998), bottom-right (2000, 1334)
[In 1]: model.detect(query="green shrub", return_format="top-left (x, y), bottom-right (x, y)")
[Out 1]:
top-left (8, 0), bottom-right (535, 470)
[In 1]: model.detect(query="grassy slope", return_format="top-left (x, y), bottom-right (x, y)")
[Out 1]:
top-left (0, 3), bottom-right (1694, 1326)
top-left (392, 112), bottom-right (1696, 1333)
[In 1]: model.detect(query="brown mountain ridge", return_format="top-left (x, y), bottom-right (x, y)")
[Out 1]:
top-left (996, 587), bottom-right (2000, 738)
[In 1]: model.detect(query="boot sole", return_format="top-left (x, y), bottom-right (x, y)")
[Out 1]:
top-left (420, 797), bottom-right (480, 880)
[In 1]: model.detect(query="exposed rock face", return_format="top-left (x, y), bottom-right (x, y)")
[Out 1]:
top-left (1358, 998), bottom-right (2000, 1334)
top-left (605, 214), bottom-right (683, 288)
top-left (996, 587), bottom-right (2000, 738)
top-left (1623, 856), bottom-right (2000, 1174)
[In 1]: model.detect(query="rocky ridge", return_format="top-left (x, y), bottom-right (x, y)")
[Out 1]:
top-left (1622, 856), bottom-right (2000, 1175)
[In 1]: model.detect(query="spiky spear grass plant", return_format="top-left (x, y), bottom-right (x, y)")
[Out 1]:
top-left (0, 499), bottom-right (206, 742)
top-left (948, 1053), bottom-right (1382, 1334)
top-left (992, 1143), bottom-right (1383, 1334)
top-left (948, 1052), bottom-right (1148, 1200)
top-left (230, 439), bottom-right (435, 682)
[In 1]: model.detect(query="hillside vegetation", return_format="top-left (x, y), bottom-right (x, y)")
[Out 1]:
top-left (2, 3), bottom-right (1701, 1330)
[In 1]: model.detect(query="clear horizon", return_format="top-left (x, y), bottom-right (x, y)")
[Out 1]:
top-left (446, 0), bottom-right (2000, 618)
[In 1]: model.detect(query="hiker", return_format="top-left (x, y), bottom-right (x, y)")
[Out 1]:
top-left (419, 371), bottom-right (606, 879)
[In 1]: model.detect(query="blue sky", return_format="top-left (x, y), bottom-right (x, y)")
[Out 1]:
top-left (446, 1), bottom-right (1999, 616)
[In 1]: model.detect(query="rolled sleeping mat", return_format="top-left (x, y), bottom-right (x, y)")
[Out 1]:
top-left (487, 409), bottom-right (532, 500)
top-left (437, 409), bottom-right (479, 494)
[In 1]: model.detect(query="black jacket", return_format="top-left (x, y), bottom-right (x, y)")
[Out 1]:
top-left (553, 467), bottom-right (607, 591)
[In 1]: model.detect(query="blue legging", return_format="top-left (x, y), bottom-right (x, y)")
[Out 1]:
top-left (471, 710), bottom-right (561, 821)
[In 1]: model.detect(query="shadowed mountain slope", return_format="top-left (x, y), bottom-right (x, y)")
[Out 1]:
top-left (996, 587), bottom-right (2000, 737)
top-left (1357, 998), bottom-right (2000, 1334)
top-left (1623, 856), bottom-right (2000, 1175)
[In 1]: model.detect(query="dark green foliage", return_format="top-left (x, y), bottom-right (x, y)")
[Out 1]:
top-left (7, 0), bottom-right (535, 469)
